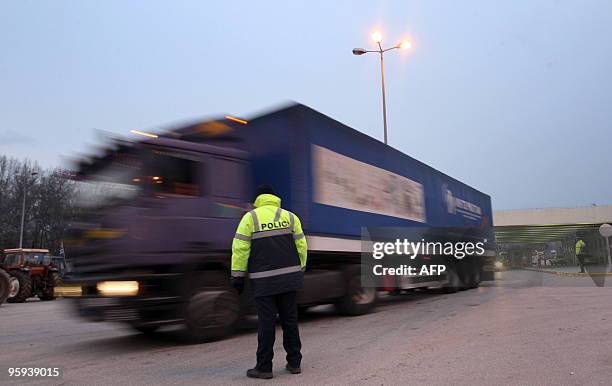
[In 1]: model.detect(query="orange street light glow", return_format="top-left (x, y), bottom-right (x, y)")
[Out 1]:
top-left (371, 30), bottom-right (382, 43)
top-left (399, 40), bottom-right (413, 50)
top-left (225, 115), bottom-right (248, 125)
top-left (130, 130), bottom-right (158, 138)
top-left (152, 176), bottom-right (160, 180)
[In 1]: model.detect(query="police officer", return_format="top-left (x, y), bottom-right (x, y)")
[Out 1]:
top-left (231, 185), bottom-right (308, 379)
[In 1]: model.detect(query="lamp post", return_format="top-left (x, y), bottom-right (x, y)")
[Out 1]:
top-left (353, 31), bottom-right (412, 145)
top-left (19, 171), bottom-right (39, 248)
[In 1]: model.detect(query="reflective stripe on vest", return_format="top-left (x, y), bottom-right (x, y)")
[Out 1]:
top-left (234, 233), bottom-right (251, 241)
top-left (249, 265), bottom-right (302, 279)
top-left (252, 228), bottom-right (293, 239)
top-left (273, 207), bottom-right (282, 222)
top-left (249, 209), bottom-right (260, 231)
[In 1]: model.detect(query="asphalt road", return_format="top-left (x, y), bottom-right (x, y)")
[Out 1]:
top-left (2, 269), bottom-right (612, 385)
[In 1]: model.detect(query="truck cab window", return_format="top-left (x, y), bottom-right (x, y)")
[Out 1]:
top-left (150, 152), bottom-right (200, 197)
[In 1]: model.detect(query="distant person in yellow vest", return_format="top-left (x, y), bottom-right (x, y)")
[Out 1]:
top-left (575, 237), bottom-right (587, 273)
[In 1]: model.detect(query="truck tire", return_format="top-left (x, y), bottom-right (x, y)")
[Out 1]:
top-left (334, 265), bottom-right (377, 316)
top-left (458, 259), bottom-right (471, 291)
top-left (467, 259), bottom-right (481, 289)
top-left (0, 269), bottom-right (10, 305)
top-left (40, 272), bottom-right (60, 301)
top-left (183, 289), bottom-right (241, 342)
top-left (7, 271), bottom-right (32, 303)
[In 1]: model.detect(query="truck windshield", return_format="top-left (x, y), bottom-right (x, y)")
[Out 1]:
top-left (75, 151), bottom-right (143, 208)
top-left (74, 148), bottom-right (200, 207)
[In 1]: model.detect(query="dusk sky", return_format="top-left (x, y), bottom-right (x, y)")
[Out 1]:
top-left (1, 0), bottom-right (611, 210)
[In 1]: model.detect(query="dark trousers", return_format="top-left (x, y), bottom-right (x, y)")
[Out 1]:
top-left (254, 291), bottom-right (302, 372)
top-left (577, 254), bottom-right (586, 273)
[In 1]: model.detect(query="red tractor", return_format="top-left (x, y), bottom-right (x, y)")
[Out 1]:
top-left (0, 249), bottom-right (61, 303)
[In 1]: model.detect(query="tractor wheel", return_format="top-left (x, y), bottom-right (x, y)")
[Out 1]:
top-left (7, 271), bottom-right (32, 303)
top-left (8, 276), bottom-right (20, 299)
top-left (40, 272), bottom-right (61, 301)
top-left (0, 269), bottom-right (10, 305)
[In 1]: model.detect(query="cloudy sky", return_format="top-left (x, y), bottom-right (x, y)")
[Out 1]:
top-left (1, 0), bottom-right (611, 210)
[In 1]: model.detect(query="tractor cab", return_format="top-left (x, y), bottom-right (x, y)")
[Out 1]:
top-left (2, 248), bottom-right (51, 269)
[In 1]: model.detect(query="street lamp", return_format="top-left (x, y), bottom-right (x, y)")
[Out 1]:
top-left (19, 171), bottom-right (39, 248)
top-left (353, 30), bottom-right (412, 145)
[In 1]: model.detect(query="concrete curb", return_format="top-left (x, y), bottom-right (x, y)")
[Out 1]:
top-left (522, 267), bottom-right (612, 277)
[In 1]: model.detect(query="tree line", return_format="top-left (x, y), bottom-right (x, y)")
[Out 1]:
top-left (0, 155), bottom-right (77, 255)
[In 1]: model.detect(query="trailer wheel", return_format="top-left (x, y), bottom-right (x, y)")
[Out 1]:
top-left (443, 259), bottom-right (462, 293)
top-left (0, 269), bottom-right (10, 305)
top-left (7, 271), bottom-right (32, 303)
top-left (467, 260), bottom-right (481, 289)
top-left (335, 265), bottom-right (377, 316)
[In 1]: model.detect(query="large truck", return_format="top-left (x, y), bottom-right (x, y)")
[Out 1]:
top-left (66, 103), bottom-right (495, 340)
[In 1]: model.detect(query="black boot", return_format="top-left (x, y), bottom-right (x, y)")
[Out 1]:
top-left (246, 368), bottom-right (273, 379)
top-left (285, 364), bottom-right (301, 374)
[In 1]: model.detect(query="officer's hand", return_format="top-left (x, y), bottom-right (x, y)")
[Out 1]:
top-left (231, 277), bottom-right (245, 294)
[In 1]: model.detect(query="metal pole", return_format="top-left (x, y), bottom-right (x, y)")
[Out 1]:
top-left (378, 43), bottom-right (388, 145)
top-left (19, 185), bottom-right (26, 248)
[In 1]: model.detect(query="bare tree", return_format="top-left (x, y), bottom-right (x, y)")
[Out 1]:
top-left (0, 155), bottom-right (75, 255)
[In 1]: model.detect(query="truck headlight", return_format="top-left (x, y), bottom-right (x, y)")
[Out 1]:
top-left (96, 281), bottom-right (139, 297)
top-left (494, 261), bottom-right (503, 269)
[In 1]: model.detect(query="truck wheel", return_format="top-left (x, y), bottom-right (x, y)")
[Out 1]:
top-left (458, 260), bottom-right (471, 291)
top-left (335, 266), bottom-right (377, 316)
top-left (40, 272), bottom-right (60, 301)
top-left (183, 289), bottom-right (241, 342)
top-left (0, 270), bottom-right (10, 305)
top-left (7, 271), bottom-right (32, 303)
top-left (467, 260), bottom-right (481, 289)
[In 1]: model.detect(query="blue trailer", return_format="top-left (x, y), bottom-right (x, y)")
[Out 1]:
top-left (67, 102), bottom-right (495, 340)
top-left (241, 103), bottom-right (493, 236)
